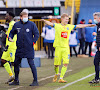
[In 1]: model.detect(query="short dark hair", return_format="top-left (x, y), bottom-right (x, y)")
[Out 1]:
top-left (7, 12), bottom-right (15, 18)
top-left (81, 19), bottom-right (85, 22)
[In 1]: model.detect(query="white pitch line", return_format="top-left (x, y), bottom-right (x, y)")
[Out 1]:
top-left (8, 86), bottom-right (23, 90)
top-left (8, 70), bottom-right (72, 90)
top-left (55, 73), bottom-right (95, 90)
top-left (38, 70), bottom-right (72, 82)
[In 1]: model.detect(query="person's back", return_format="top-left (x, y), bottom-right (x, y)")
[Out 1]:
top-left (69, 31), bottom-right (77, 46)
top-left (85, 27), bottom-right (96, 42)
top-left (77, 28), bottom-right (85, 40)
top-left (44, 25), bottom-right (55, 43)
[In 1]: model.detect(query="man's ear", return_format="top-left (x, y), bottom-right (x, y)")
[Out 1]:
top-left (61, 18), bottom-right (63, 21)
top-left (20, 16), bottom-right (23, 20)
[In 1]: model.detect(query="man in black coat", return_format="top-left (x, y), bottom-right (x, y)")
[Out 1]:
top-left (89, 12), bottom-right (100, 84)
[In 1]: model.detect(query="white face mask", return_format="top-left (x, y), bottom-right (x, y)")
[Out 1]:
top-left (94, 19), bottom-right (98, 24)
top-left (22, 18), bottom-right (28, 23)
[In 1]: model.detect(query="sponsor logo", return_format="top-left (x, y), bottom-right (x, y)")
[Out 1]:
top-left (61, 32), bottom-right (68, 38)
top-left (17, 28), bottom-right (21, 33)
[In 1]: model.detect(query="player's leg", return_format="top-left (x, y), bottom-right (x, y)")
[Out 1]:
top-left (10, 49), bottom-right (16, 75)
top-left (94, 51), bottom-right (100, 81)
top-left (53, 47), bottom-right (61, 82)
top-left (4, 49), bottom-right (16, 84)
top-left (51, 43), bottom-right (54, 59)
top-left (58, 64), bottom-right (68, 83)
top-left (58, 48), bottom-right (69, 83)
top-left (27, 58), bottom-right (38, 86)
top-left (73, 47), bottom-right (77, 57)
top-left (89, 42), bottom-right (92, 57)
top-left (89, 51), bottom-right (100, 83)
top-left (84, 42), bottom-right (88, 55)
top-left (1, 51), bottom-right (14, 78)
top-left (78, 39), bottom-right (81, 54)
top-left (9, 57), bottom-right (21, 85)
top-left (70, 47), bottom-right (72, 57)
top-left (47, 43), bottom-right (51, 59)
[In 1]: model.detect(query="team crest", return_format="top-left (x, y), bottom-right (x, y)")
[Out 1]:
top-left (10, 53), bottom-right (13, 57)
top-left (98, 28), bottom-right (100, 31)
top-left (67, 27), bottom-right (69, 30)
top-left (26, 28), bottom-right (30, 32)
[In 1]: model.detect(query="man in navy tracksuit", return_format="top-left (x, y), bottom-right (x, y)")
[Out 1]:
top-left (89, 12), bottom-right (100, 84)
top-left (9, 10), bottom-right (39, 86)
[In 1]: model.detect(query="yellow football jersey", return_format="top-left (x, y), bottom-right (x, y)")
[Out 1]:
top-left (6, 20), bottom-right (17, 49)
top-left (53, 23), bottom-right (75, 48)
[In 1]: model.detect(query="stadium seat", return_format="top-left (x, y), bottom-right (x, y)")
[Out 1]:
top-left (16, 0), bottom-right (26, 7)
top-left (78, 0), bottom-right (100, 24)
top-left (34, 0), bottom-right (42, 7)
top-left (0, 0), bottom-right (5, 7)
top-left (44, 0), bottom-right (52, 7)
top-left (25, 0), bottom-right (34, 7)
top-left (21, 57), bottom-right (41, 68)
top-left (20, 0), bottom-right (26, 7)
top-left (16, 0), bottom-right (20, 7)
top-left (7, 0), bottom-right (17, 7)
top-left (51, 0), bottom-right (60, 7)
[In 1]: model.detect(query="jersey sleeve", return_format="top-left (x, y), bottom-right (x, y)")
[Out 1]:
top-left (53, 23), bottom-right (59, 29)
top-left (71, 25), bottom-right (76, 30)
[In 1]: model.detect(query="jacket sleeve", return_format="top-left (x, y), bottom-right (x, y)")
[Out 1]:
top-left (94, 27), bottom-right (97, 32)
top-left (9, 24), bottom-right (17, 39)
top-left (32, 23), bottom-right (39, 43)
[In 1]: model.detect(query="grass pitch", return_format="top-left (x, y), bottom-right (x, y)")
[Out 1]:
top-left (0, 56), bottom-right (99, 90)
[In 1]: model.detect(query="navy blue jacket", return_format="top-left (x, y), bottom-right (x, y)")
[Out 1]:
top-left (9, 20), bottom-right (39, 58)
top-left (77, 28), bottom-right (85, 40)
top-left (85, 27), bottom-right (96, 42)
top-left (96, 23), bottom-right (100, 49)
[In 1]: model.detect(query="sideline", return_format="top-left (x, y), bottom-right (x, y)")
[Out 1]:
top-left (55, 73), bottom-right (95, 90)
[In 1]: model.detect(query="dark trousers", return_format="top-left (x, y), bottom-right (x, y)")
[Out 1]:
top-left (44, 43), bottom-right (47, 54)
top-left (70, 47), bottom-right (77, 57)
top-left (78, 39), bottom-right (85, 54)
top-left (84, 42), bottom-right (92, 56)
top-left (14, 57), bottom-right (37, 81)
top-left (94, 51), bottom-right (100, 80)
top-left (47, 43), bottom-right (54, 58)
top-left (0, 50), bottom-right (3, 66)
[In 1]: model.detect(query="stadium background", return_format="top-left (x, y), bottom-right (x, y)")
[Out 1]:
top-left (0, 0), bottom-right (100, 51)
top-left (0, 0), bottom-right (100, 90)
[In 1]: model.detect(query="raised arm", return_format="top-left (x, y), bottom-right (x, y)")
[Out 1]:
top-left (76, 24), bottom-right (96, 29)
top-left (41, 19), bottom-right (54, 27)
